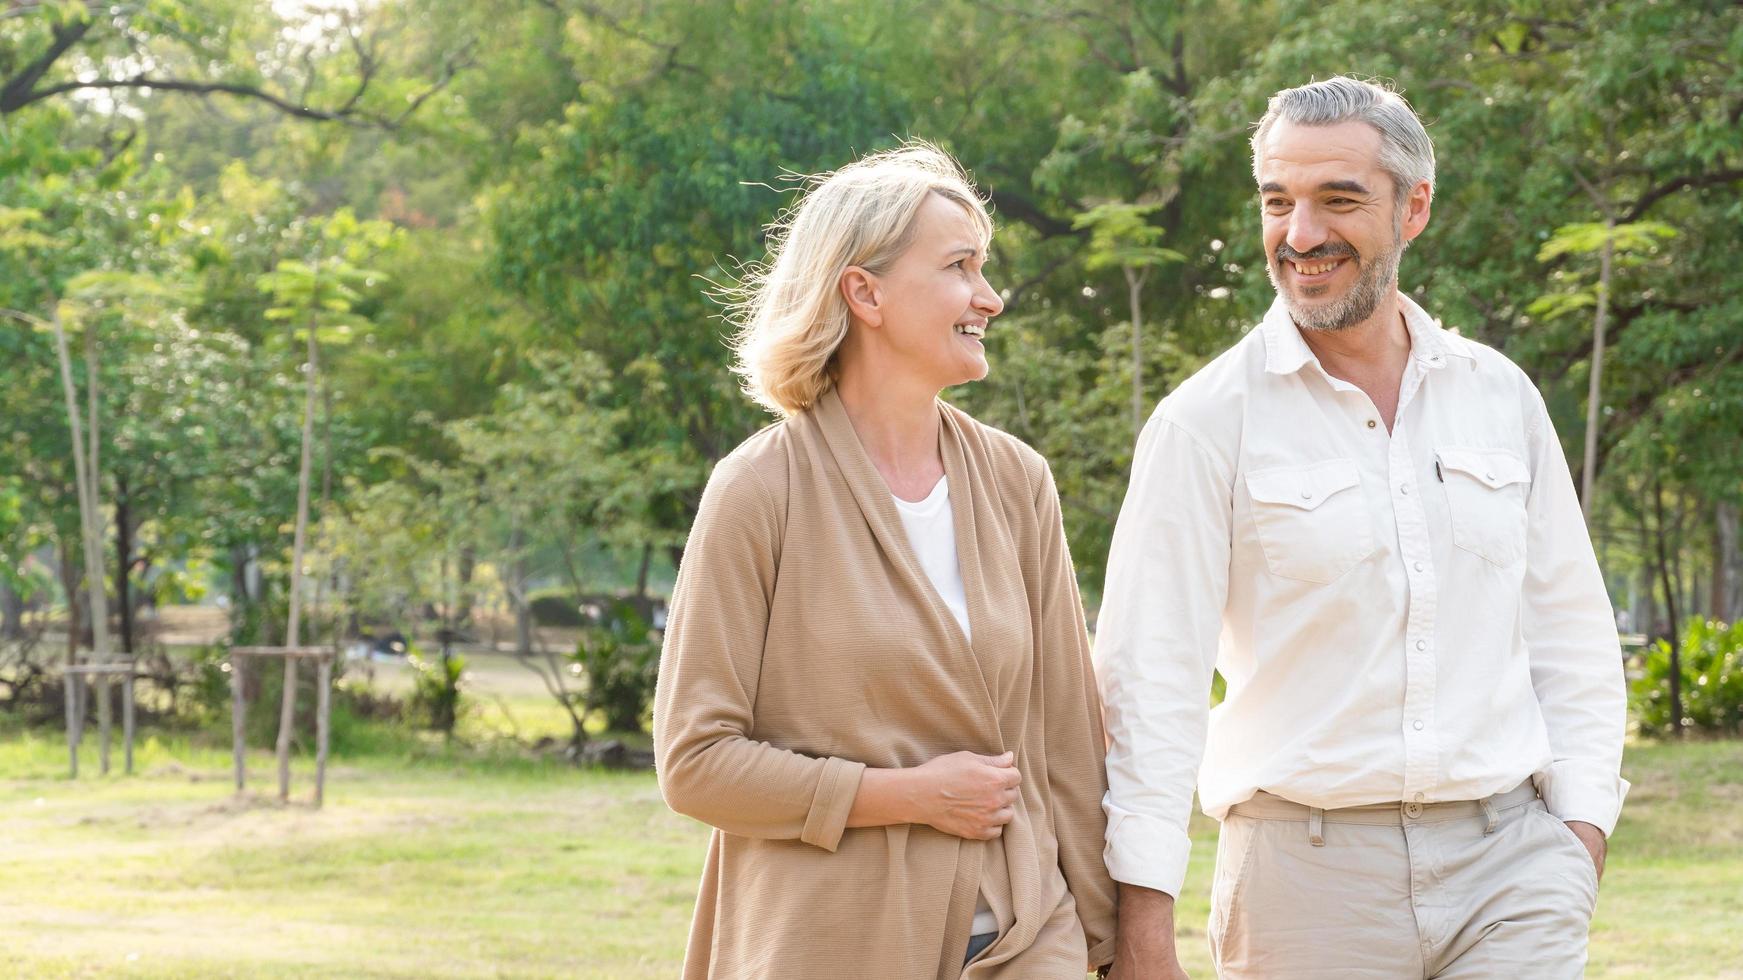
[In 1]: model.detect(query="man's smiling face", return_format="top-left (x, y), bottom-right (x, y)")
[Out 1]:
top-left (1256, 119), bottom-right (1427, 333)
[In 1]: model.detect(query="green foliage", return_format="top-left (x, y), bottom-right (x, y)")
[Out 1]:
top-left (574, 600), bottom-right (658, 734)
top-left (182, 644), bottom-right (236, 725)
top-left (407, 644), bottom-right (466, 736)
top-left (1632, 619), bottom-right (1743, 738)
top-left (1073, 202), bottom-right (1187, 273)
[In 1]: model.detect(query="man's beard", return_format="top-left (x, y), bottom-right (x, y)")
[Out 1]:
top-left (1267, 232), bottom-right (1403, 333)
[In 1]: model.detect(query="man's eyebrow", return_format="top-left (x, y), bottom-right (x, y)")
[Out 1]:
top-left (1258, 180), bottom-right (1374, 195)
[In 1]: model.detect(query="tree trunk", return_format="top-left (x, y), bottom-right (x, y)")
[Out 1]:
top-left (51, 310), bottom-right (110, 663)
top-left (1579, 222), bottom-right (1614, 515)
top-left (636, 543), bottom-right (652, 600)
top-left (278, 323), bottom-right (319, 801)
top-left (311, 382), bottom-right (334, 646)
top-left (1717, 500), bottom-right (1742, 623)
top-left (0, 580), bottom-right (23, 640)
top-left (1125, 265), bottom-right (1146, 443)
top-left (58, 537), bottom-right (79, 665)
top-left (455, 547), bottom-right (477, 627)
top-left (1652, 477), bottom-right (1683, 737)
top-left (510, 524), bottom-right (533, 658)
top-left (114, 472), bottom-right (135, 654)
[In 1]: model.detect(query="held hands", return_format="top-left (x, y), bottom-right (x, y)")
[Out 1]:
top-left (910, 751), bottom-right (1022, 840)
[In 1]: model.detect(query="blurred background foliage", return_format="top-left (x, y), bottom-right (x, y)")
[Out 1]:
top-left (1, 0), bottom-right (1739, 737)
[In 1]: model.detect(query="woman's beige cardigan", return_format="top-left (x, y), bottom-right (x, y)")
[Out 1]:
top-left (654, 387), bottom-right (1117, 978)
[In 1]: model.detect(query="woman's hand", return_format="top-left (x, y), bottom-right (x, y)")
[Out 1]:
top-left (909, 751), bottom-right (1022, 840)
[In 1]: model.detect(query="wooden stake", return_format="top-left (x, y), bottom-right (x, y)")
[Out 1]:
top-left (315, 658), bottom-right (332, 807)
top-left (276, 657), bottom-right (296, 800)
top-left (65, 672), bottom-right (78, 778)
top-left (123, 671), bottom-right (135, 775)
top-left (232, 651), bottom-right (246, 792)
top-left (97, 675), bottom-right (111, 776)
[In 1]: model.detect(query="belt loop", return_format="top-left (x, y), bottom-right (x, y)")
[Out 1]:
top-left (1480, 796), bottom-right (1499, 836)
top-left (1308, 807), bottom-right (1325, 847)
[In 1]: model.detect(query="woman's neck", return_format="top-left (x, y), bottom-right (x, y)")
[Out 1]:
top-left (834, 367), bottom-right (945, 502)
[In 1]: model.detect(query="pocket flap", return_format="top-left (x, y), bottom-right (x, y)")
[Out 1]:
top-left (1245, 459), bottom-right (1362, 511)
top-left (1436, 448), bottom-right (1531, 490)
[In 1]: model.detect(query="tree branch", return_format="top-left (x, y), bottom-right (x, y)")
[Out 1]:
top-left (0, 14), bottom-right (94, 113)
top-left (1622, 168), bottom-right (1743, 223)
top-left (985, 185), bottom-right (1082, 240)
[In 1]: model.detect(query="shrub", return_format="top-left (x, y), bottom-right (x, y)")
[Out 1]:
top-left (1630, 619), bottom-right (1743, 737)
top-left (528, 588), bottom-right (585, 627)
top-left (407, 643), bottom-right (465, 735)
top-left (574, 599), bottom-right (658, 733)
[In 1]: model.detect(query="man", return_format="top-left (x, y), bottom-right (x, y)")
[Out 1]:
top-left (1095, 76), bottom-right (1628, 978)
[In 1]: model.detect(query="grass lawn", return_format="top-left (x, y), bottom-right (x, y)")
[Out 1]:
top-left (1, 709), bottom-right (1739, 977)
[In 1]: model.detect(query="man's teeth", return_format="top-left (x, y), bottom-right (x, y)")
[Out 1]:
top-left (955, 323), bottom-right (985, 338)
top-left (1293, 259), bottom-right (1344, 276)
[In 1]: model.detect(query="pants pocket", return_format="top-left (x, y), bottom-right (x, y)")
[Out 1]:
top-left (1208, 815), bottom-right (1261, 960)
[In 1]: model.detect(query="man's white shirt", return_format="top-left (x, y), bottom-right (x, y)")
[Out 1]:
top-left (1094, 292), bottom-right (1629, 898)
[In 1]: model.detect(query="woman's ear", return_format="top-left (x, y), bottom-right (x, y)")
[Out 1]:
top-left (840, 266), bottom-right (883, 329)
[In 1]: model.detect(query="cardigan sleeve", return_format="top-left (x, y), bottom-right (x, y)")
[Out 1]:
top-left (653, 453), bottom-right (866, 852)
top-left (1030, 454), bottom-right (1119, 967)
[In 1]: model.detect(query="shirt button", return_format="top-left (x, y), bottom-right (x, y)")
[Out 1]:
top-left (1412, 719), bottom-right (1425, 731)
top-left (1366, 420), bottom-right (1377, 429)
top-left (1485, 472), bottom-right (1495, 481)
top-left (1413, 561), bottom-right (1424, 572)
top-left (1300, 491), bottom-right (1312, 501)
top-left (1399, 484), bottom-right (1411, 495)
top-left (1414, 793), bottom-right (1426, 803)
top-left (1415, 640), bottom-right (1427, 651)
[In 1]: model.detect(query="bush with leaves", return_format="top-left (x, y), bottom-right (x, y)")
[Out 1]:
top-left (528, 587), bottom-right (584, 628)
top-left (575, 600), bottom-right (658, 734)
top-left (407, 643), bottom-right (465, 736)
top-left (1631, 619), bottom-right (1743, 737)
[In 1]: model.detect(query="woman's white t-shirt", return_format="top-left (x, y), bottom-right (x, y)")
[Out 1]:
top-left (892, 477), bottom-right (996, 937)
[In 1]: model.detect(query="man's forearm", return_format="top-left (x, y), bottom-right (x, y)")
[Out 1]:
top-left (1110, 883), bottom-right (1186, 978)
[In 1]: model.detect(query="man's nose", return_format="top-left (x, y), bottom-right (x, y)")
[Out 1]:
top-left (1286, 205), bottom-right (1328, 255)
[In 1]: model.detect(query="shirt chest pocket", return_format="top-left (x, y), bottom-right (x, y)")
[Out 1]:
top-left (1244, 459), bottom-right (1375, 584)
top-left (1436, 447), bottom-right (1531, 566)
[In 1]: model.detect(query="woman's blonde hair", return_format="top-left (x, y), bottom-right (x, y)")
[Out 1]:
top-left (725, 140), bottom-right (993, 417)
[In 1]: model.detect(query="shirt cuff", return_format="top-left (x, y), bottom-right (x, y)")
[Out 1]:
top-left (1536, 762), bottom-right (1630, 837)
top-left (1086, 935), bottom-right (1116, 968)
top-left (1102, 796), bottom-right (1193, 898)
top-left (800, 756), bottom-right (866, 852)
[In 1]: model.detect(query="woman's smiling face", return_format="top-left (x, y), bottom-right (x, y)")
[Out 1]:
top-left (860, 192), bottom-right (1005, 390)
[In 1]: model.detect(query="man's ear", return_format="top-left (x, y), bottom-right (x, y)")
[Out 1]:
top-left (1400, 179), bottom-right (1432, 243)
top-left (840, 266), bottom-right (883, 328)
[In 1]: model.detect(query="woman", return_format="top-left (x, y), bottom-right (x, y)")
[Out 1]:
top-left (654, 142), bottom-right (1116, 978)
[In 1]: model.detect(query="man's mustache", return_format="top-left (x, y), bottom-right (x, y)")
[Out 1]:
top-left (1275, 242), bottom-right (1359, 263)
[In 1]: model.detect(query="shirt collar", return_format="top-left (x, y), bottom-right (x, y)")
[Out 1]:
top-left (1260, 290), bottom-right (1475, 376)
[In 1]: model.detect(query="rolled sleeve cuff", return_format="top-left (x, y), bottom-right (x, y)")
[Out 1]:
top-left (1536, 762), bottom-right (1630, 837)
top-left (800, 756), bottom-right (866, 852)
top-left (1102, 796), bottom-right (1193, 898)
top-left (1086, 935), bottom-right (1116, 968)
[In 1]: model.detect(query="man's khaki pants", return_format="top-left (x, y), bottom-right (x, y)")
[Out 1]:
top-left (1208, 783), bottom-right (1599, 978)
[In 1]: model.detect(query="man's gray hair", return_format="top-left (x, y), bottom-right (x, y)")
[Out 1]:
top-left (1251, 76), bottom-right (1436, 204)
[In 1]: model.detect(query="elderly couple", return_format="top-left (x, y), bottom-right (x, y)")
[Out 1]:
top-left (653, 77), bottom-right (1627, 979)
